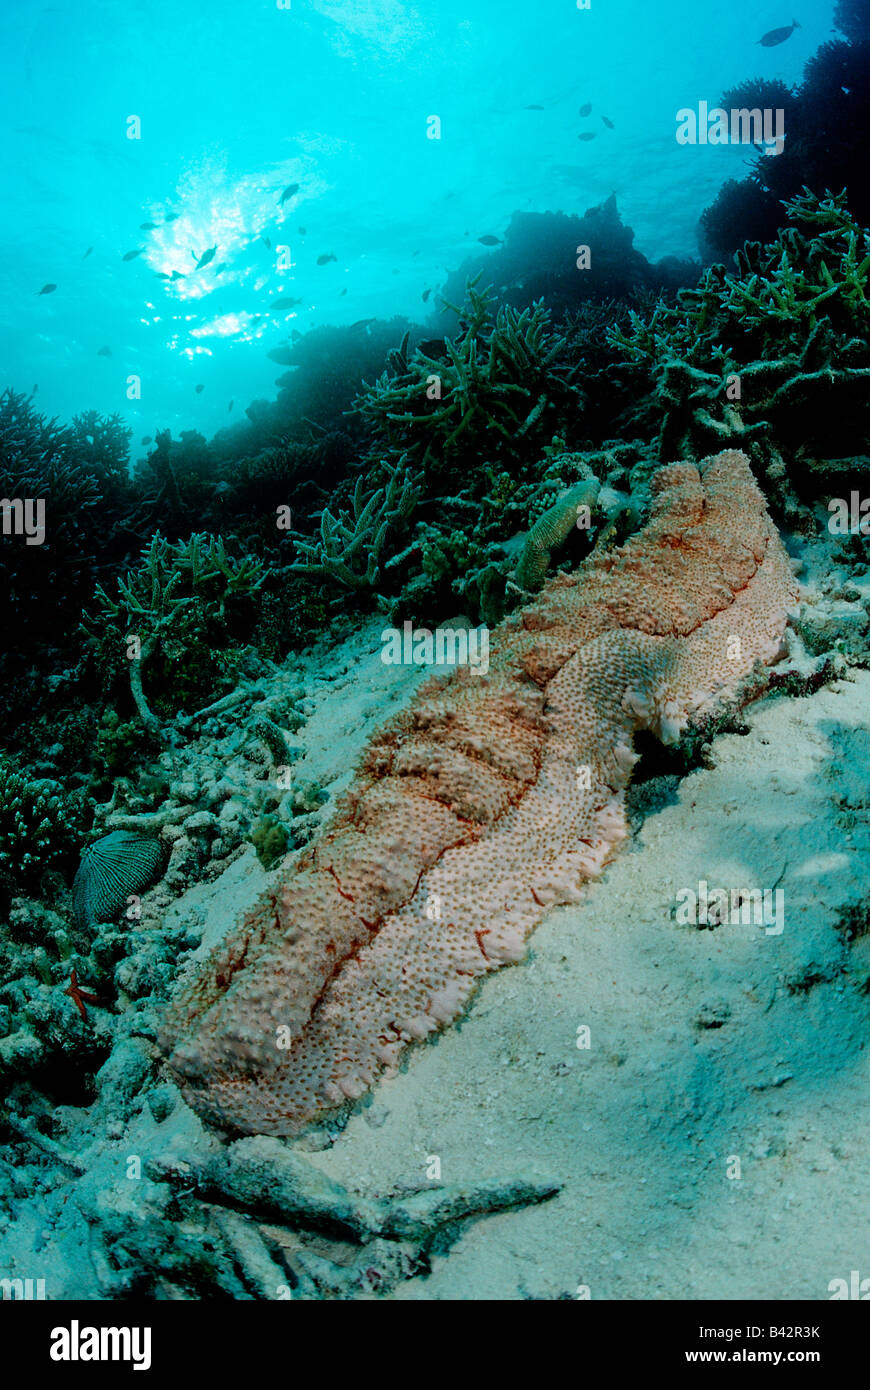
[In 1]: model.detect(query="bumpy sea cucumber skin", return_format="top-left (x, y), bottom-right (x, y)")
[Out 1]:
top-left (162, 451), bottom-right (798, 1136)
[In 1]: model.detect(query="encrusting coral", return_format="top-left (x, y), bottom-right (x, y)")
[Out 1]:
top-left (161, 449), bottom-right (797, 1137)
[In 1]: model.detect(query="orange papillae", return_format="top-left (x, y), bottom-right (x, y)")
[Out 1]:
top-left (162, 451), bottom-right (797, 1135)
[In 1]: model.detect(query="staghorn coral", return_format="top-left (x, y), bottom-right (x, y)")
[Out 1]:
top-left (287, 459), bottom-right (422, 593)
top-left (354, 277), bottom-right (583, 488)
top-left (611, 190), bottom-right (870, 492)
top-left (83, 532), bottom-right (268, 734)
top-left (162, 450), bottom-right (797, 1137)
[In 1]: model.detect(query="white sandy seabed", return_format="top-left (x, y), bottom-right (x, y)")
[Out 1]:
top-left (7, 600), bottom-right (870, 1301)
top-left (163, 609), bottom-right (870, 1302)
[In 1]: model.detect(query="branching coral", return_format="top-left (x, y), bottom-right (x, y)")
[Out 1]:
top-left (354, 278), bottom-right (583, 486)
top-left (610, 190), bottom-right (870, 485)
top-left (287, 458), bottom-right (422, 593)
top-left (0, 760), bottom-right (75, 895)
top-left (83, 533), bottom-right (268, 734)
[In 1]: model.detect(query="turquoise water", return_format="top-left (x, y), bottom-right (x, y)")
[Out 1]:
top-left (1, 0), bottom-right (832, 441)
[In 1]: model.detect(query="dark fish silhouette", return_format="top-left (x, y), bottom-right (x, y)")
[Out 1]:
top-left (351, 318), bottom-right (376, 331)
top-left (193, 245), bottom-right (217, 269)
top-left (169, 270), bottom-right (186, 280)
top-left (525, 103), bottom-right (544, 110)
top-left (298, 226), bottom-right (306, 234)
top-left (316, 252), bottom-right (337, 265)
top-left (228, 400), bottom-right (233, 412)
top-left (141, 436), bottom-right (152, 445)
top-left (82, 246), bottom-right (93, 259)
top-left (577, 131), bottom-right (596, 141)
top-left (422, 288), bottom-right (432, 301)
top-left (122, 248), bottom-right (145, 261)
top-left (261, 236), bottom-right (272, 250)
top-left (213, 263), bottom-right (226, 274)
top-left (279, 182), bottom-right (300, 204)
top-left (195, 383), bottom-right (205, 394)
top-left (579, 102), bottom-right (592, 116)
top-left (37, 283), bottom-right (57, 294)
top-left (154, 271), bottom-right (170, 279)
top-left (339, 287), bottom-right (347, 295)
top-left (97, 345), bottom-right (112, 357)
top-left (32, 383), bottom-right (38, 393)
top-left (140, 221), bottom-right (159, 230)
top-left (478, 234), bottom-right (501, 246)
top-left (759, 18), bottom-right (800, 45)
top-left (602, 115), bottom-right (614, 129)
top-left (164, 213), bottom-right (179, 222)
top-left (270, 297), bottom-right (302, 309)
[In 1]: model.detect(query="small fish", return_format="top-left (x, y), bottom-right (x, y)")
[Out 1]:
top-left (298, 226), bottom-right (307, 235)
top-left (32, 383), bottom-right (38, 393)
top-left (577, 131), bottom-right (596, 141)
top-left (37, 283), bottom-right (57, 294)
top-left (270, 297), bottom-right (302, 309)
top-left (97, 345), bottom-right (112, 357)
top-left (279, 182), bottom-right (300, 204)
top-left (602, 115), bottom-right (614, 129)
top-left (213, 262), bottom-right (226, 274)
top-left (154, 271), bottom-right (170, 279)
top-left (351, 318), bottom-right (376, 331)
top-left (140, 221), bottom-right (159, 230)
top-left (141, 435), bottom-right (152, 445)
top-left (422, 288), bottom-right (432, 302)
top-left (195, 383), bottom-right (204, 394)
top-left (317, 252), bottom-right (337, 265)
top-left (193, 245), bottom-right (217, 269)
top-left (579, 102), bottom-right (592, 116)
top-left (228, 400), bottom-right (233, 412)
top-left (478, 234), bottom-right (501, 246)
top-left (122, 248), bottom-right (145, 261)
top-left (169, 270), bottom-right (186, 280)
top-left (759, 18), bottom-right (800, 45)
top-left (82, 246), bottom-right (93, 259)
top-left (525, 103), bottom-right (544, 110)
top-left (164, 213), bottom-right (179, 222)
top-left (339, 287), bottom-right (347, 295)
top-left (261, 236), bottom-right (272, 250)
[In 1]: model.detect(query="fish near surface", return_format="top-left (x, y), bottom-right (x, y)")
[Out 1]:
top-left (162, 450), bottom-right (798, 1137)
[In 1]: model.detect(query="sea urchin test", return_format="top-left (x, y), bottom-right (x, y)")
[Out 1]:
top-left (161, 450), bottom-right (797, 1137)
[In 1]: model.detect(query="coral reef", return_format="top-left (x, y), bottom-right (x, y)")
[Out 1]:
top-left (161, 450), bottom-right (797, 1137)
top-left (82, 532), bottom-right (269, 733)
top-left (611, 190), bottom-right (870, 516)
top-left (288, 460), bottom-right (422, 594)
